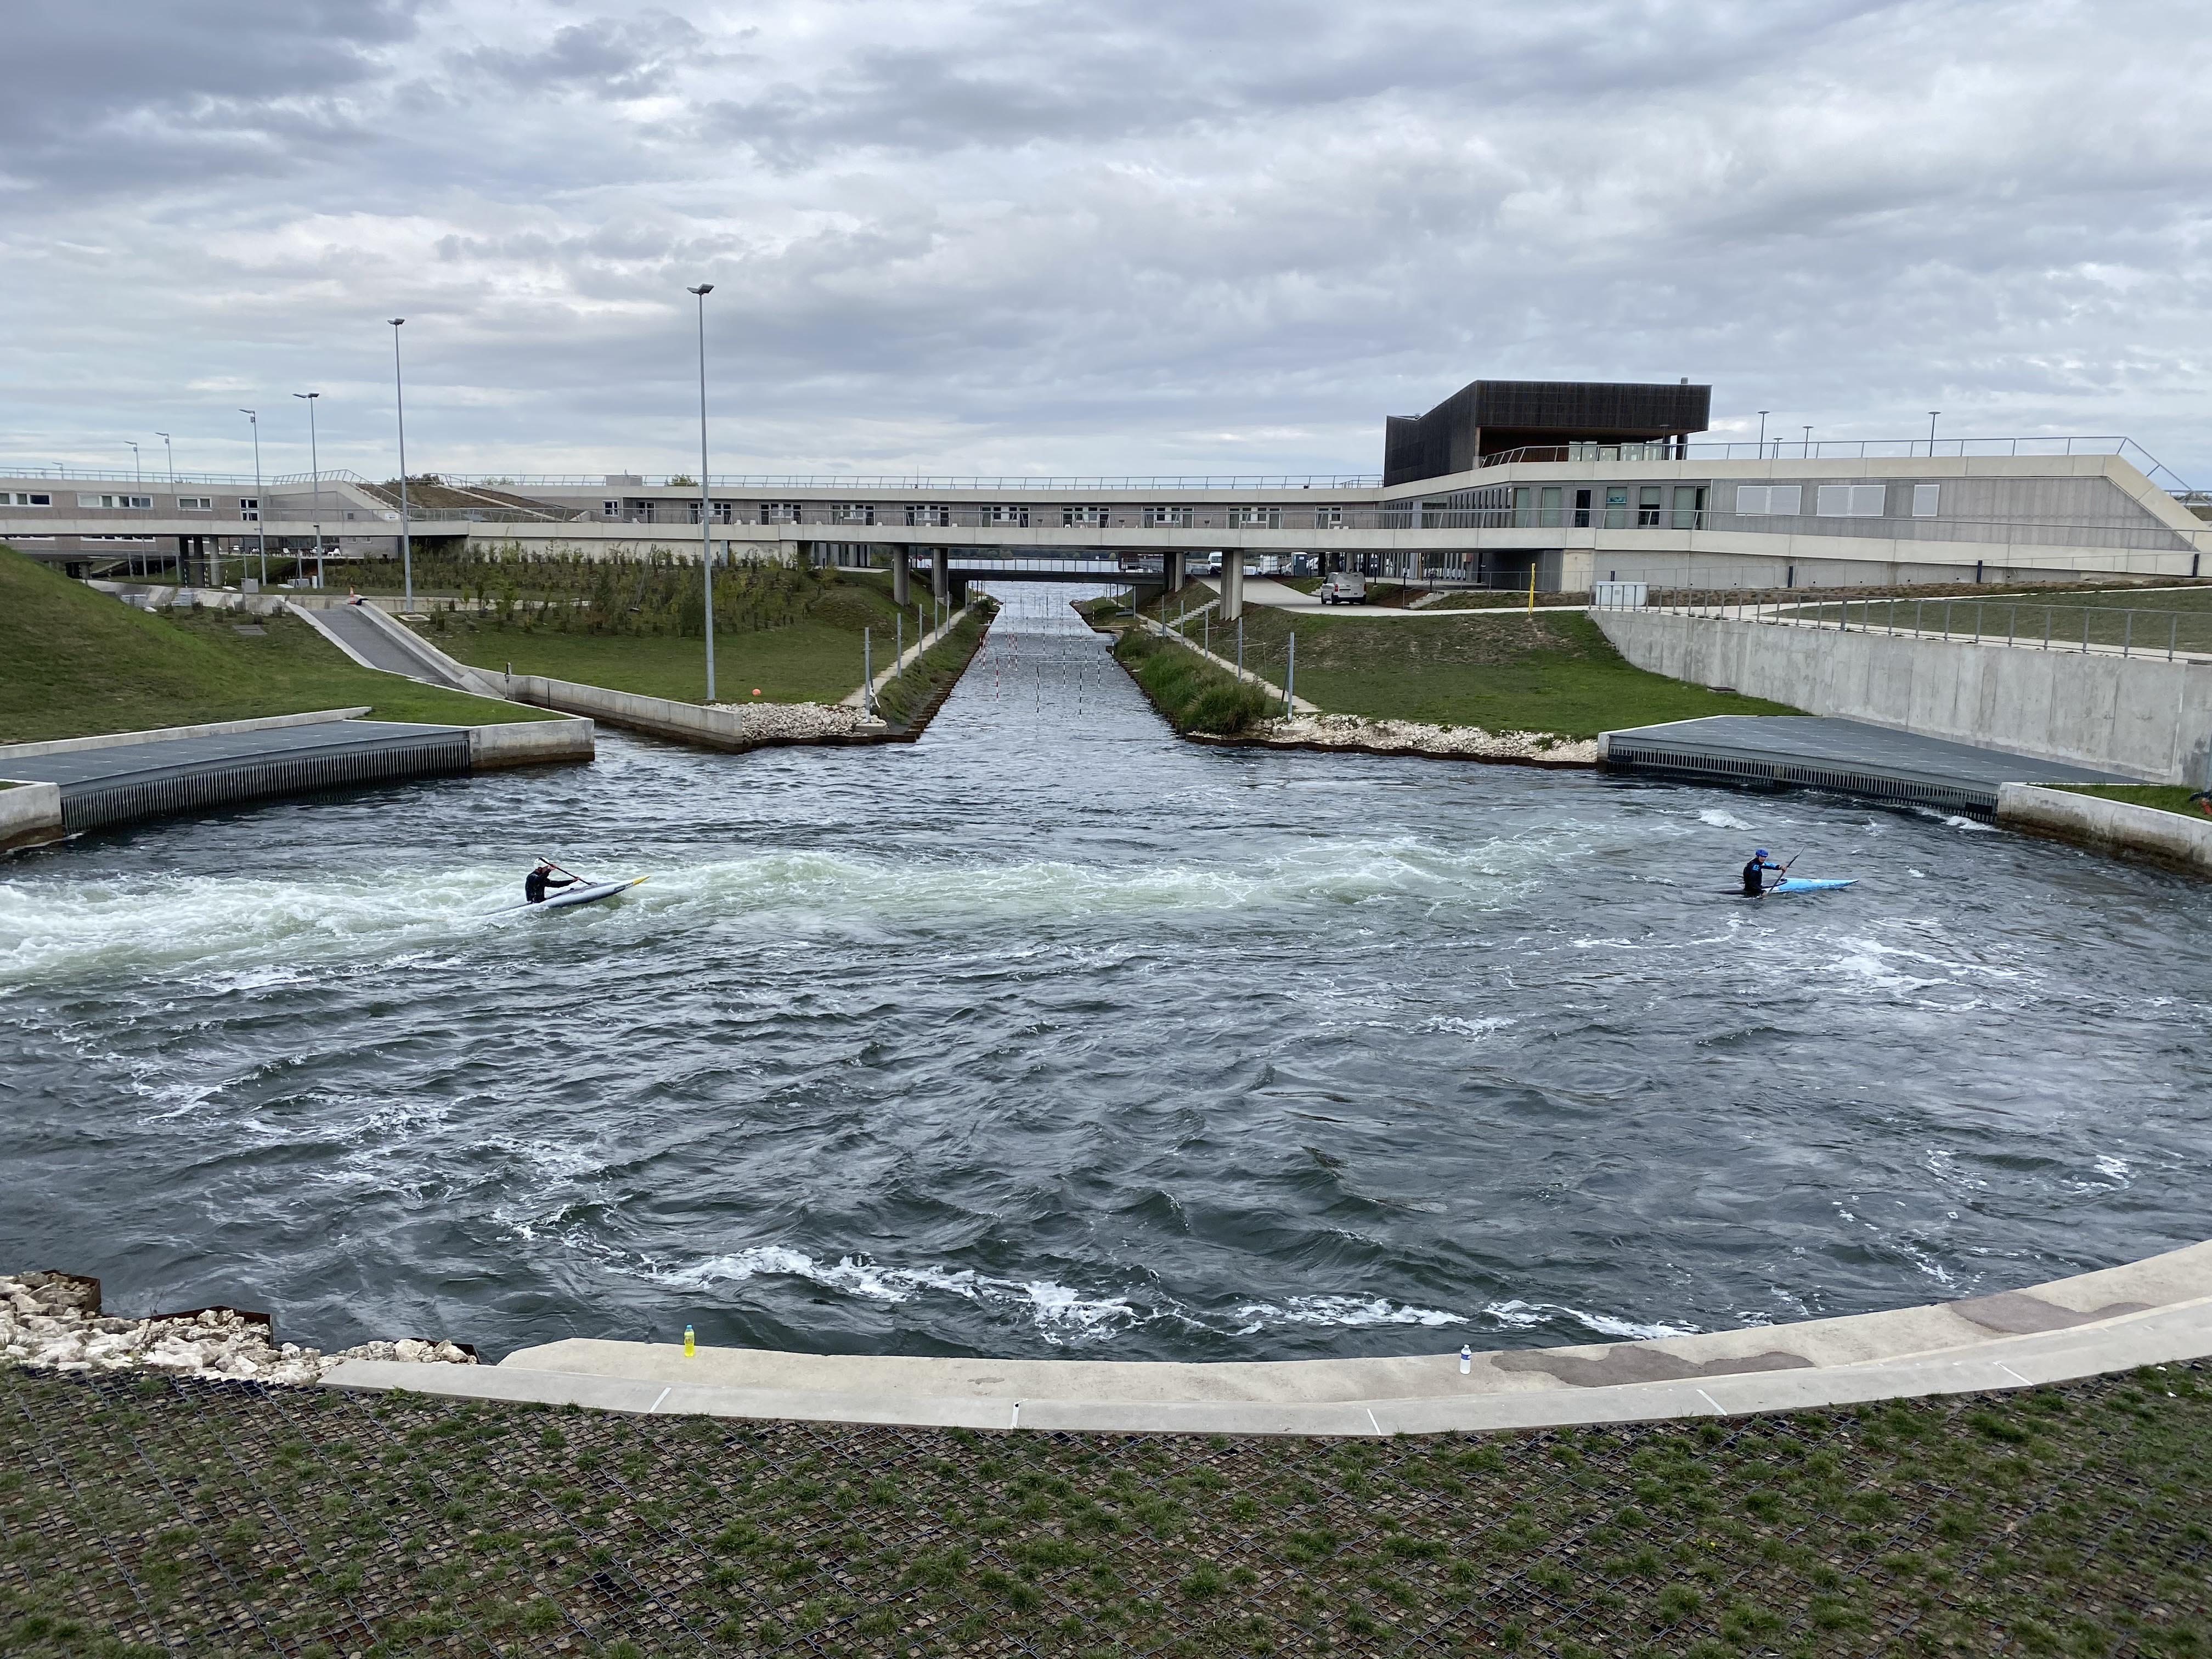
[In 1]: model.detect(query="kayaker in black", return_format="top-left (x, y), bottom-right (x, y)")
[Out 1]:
top-left (525, 863), bottom-right (577, 904)
top-left (1741, 849), bottom-right (1784, 896)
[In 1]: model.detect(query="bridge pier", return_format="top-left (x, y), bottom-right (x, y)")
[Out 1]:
top-left (891, 549), bottom-right (911, 606)
top-left (1164, 550), bottom-right (1187, 594)
top-left (1218, 550), bottom-right (1243, 621)
top-left (931, 548), bottom-right (949, 602)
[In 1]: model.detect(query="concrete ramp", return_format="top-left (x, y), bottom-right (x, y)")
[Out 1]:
top-left (301, 603), bottom-right (491, 693)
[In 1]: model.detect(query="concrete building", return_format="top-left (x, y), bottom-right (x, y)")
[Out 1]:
top-left (4, 381), bottom-right (2204, 616)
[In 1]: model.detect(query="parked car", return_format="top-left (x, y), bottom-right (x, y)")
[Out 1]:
top-left (1317, 572), bottom-right (1367, 605)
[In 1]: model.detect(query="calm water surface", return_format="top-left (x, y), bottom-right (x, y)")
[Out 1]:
top-left (3, 584), bottom-right (2208, 1361)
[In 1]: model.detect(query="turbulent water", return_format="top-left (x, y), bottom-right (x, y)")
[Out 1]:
top-left (4, 584), bottom-right (2208, 1363)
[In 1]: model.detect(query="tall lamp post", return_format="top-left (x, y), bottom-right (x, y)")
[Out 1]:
top-left (687, 283), bottom-right (718, 704)
top-left (126, 440), bottom-right (141, 482)
top-left (1756, 411), bottom-right (1768, 455)
top-left (1927, 411), bottom-right (1940, 458)
top-left (241, 409), bottom-right (267, 586)
top-left (156, 432), bottom-right (177, 582)
top-left (294, 391), bottom-right (325, 587)
top-left (388, 319), bottom-right (414, 611)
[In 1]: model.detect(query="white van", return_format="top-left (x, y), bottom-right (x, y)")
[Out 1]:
top-left (1317, 572), bottom-right (1367, 605)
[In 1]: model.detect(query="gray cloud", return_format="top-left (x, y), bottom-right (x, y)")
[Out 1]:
top-left (4, 0), bottom-right (2210, 484)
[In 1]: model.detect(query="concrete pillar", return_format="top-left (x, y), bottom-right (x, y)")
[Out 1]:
top-left (891, 550), bottom-right (911, 605)
top-left (1219, 549), bottom-right (1243, 621)
top-left (1164, 549), bottom-right (1186, 593)
top-left (931, 548), bottom-right (949, 601)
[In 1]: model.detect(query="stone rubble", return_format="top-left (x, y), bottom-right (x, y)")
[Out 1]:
top-left (698, 700), bottom-right (875, 738)
top-left (1, 1271), bottom-right (477, 1386)
top-left (1254, 712), bottom-right (1599, 765)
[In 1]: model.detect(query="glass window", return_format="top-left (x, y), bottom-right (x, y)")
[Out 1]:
top-left (1637, 486), bottom-right (1662, 528)
top-left (1511, 486), bottom-right (1533, 528)
top-left (1912, 484), bottom-right (1940, 518)
top-left (1539, 486), bottom-right (1562, 528)
top-left (1814, 484), bottom-right (1884, 517)
top-left (1671, 485), bottom-right (1706, 531)
top-left (1573, 488), bottom-right (1593, 529)
top-left (1604, 487), bottom-right (1629, 529)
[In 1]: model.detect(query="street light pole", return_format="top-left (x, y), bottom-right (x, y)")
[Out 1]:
top-left (1756, 411), bottom-right (1768, 453)
top-left (241, 409), bottom-right (267, 585)
top-left (126, 440), bottom-right (140, 483)
top-left (1802, 425), bottom-right (1813, 459)
top-left (388, 319), bottom-right (414, 611)
top-left (295, 392), bottom-right (324, 587)
top-left (155, 432), bottom-right (173, 490)
top-left (1927, 411), bottom-right (1940, 458)
top-left (155, 432), bottom-right (176, 582)
top-left (688, 283), bottom-right (718, 703)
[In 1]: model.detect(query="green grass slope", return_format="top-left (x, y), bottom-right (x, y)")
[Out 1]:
top-left (1215, 605), bottom-right (1799, 737)
top-left (0, 547), bottom-right (558, 743)
top-left (415, 569), bottom-right (932, 704)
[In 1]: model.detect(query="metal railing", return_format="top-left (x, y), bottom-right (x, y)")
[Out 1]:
top-left (1474, 435), bottom-right (2190, 491)
top-left (441, 472), bottom-right (1383, 492)
top-left (0, 463), bottom-right (376, 488)
top-left (1634, 589), bottom-right (2212, 661)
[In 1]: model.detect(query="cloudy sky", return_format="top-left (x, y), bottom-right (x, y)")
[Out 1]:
top-left (5, 0), bottom-right (2209, 485)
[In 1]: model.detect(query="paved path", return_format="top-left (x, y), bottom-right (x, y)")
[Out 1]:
top-left (321, 1242), bottom-right (2212, 1437)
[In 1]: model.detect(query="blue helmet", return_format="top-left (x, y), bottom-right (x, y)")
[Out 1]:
top-left (1754, 849), bottom-right (1769, 858)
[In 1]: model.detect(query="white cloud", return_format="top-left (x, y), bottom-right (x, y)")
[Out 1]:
top-left (4, 0), bottom-right (2210, 483)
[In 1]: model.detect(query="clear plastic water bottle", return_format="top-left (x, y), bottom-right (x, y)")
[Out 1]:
top-left (1459, 1344), bottom-right (1473, 1375)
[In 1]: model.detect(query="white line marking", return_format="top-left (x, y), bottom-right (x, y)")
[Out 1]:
top-left (648, 1387), bottom-right (671, 1414)
top-left (1367, 1409), bottom-right (1383, 1436)
top-left (1695, 1389), bottom-right (1727, 1416)
top-left (1996, 1363), bottom-right (2034, 1386)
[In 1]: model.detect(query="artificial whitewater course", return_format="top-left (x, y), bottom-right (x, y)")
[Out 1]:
top-left (3, 584), bottom-right (2208, 1376)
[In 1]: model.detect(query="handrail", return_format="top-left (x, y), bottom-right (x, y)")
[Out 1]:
top-left (1475, 435), bottom-right (2192, 493)
top-left (434, 472), bottom-right (1386, 491)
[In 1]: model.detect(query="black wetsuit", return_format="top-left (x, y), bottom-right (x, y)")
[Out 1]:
top-left (525, 868), bottom-right (577, 904)
top-left (1742, 858), bottom-right (1780, 896)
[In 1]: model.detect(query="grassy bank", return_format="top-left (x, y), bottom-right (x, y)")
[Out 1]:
top-left (875, 599), bottom-right (996, 728)
top-left (0, 549), bottom-right (556, 743)
top-left (1114, 628), bottom-right (1275, 734)
top-left (1167, 603), bottom-right (1796, 738)
top-left (2055, 784), bottom-right (2212, 819)
top-left (410, 570), bottom-right (923, 705)
top-left (5, 1361), bottom-right (2208, 1656)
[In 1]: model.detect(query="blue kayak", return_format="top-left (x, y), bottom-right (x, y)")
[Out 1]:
top-left (1767, 877), bottom-right (1855, 895)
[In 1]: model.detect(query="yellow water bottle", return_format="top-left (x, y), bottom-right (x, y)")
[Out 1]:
top-left (683, 1323), bottom-right (695, 1358)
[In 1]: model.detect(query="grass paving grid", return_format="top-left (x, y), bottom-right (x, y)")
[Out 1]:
top-left (4, 1366), bottom-right (2210, 1656)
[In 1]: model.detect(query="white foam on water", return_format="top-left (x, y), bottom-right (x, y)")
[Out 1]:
top-left (2094, 1155), bottom-right (2131, 1183)
top-left (1231, 1295), bottom-right (1466, 1335)
top-left (1480, 1299), bottom-right (1699, 1341)
top-left (1696, 808), bottom-right (1754, 831)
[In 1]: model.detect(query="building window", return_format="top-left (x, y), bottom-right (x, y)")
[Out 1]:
top-left (78, 493), bottom-right (154, 510)
top-left (1637, 485), bottom-right (1662, 527)
top-left (831, 503), bottom-right (875, 526)
top-left (637, 500), bottom-right (657, 523)
top-left (762, 502), bottom-right (801, 523)
top-left (1144, 505), bottom-right (1193, 527)
top-left (1063, 505), bottom-right (1110, 527)
top-left (1603, 487), bottom-right (1629, 529)
top-left (1228, 506), bottom-right (1279, 528)
top-left (714, 501), bottom-right (735, 525)
top-left (178, 496), bottom-right (212, 511)
top-left (1670, 485), bottom-right (1706, 530)
top-left (1313, 505), bottom-right (1344, 528)
top-left (1815, 484), bottom-right (1885, 518)
top-left (906, 504), bottom-right (949, 527)
top-left (1734, 484), bottom-right (1802, 516)
top-left (1538, 486), bottom-right (1563, 528)
top-left (4, 492), bottom-right (54, 507)
top-left (988, 504), bottom-right (1030, 527)
top-left (239, 497), bottom-right (259, 521)
top-left (1912, 484), bottom-right (1940, 518)
top-left (601, 500), bottom-right (619, 517)
top-left (1572, 488), bottom-right (1593, 528)
top-left (687, 499), bottom-right (703, 523)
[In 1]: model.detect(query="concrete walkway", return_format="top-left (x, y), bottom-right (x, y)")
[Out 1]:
top-left (323, 1240), bottom-right (2212, 1437)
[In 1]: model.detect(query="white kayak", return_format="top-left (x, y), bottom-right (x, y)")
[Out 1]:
top-left (493, 876), bottom-right (649, 915)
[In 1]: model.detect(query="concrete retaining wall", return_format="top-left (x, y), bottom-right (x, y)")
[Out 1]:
top-left (1594, 610), bottom-right (2212, 786)
top-left (0, 781), bottom-right (64, 850)
top-left (1997, 784), bottom-right (2212, 874)
top-left (468, 718), bottom-right (595, 769)
top-left (499, 672), bottom-right (882, 751)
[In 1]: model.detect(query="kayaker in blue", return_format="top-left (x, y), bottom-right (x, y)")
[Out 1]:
top-left (1741, 849), bottom-right (1784, 896)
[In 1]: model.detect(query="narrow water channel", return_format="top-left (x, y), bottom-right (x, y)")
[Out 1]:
top-left (3, 583), bottom-right (2207, 1362)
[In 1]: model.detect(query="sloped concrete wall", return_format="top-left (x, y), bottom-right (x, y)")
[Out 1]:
top-left (0, 781), bottom-right (64, 850)
top-left (1997, 785), bottom-right (2212, 874)
top-left (1594, 611), bottom-right (2212, 785)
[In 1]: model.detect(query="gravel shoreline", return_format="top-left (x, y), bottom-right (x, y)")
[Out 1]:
top-left (2, 1270), bottom-right (477, 1387)
top-left (697, 700), bottom-right (873, 738)
top-left (1249, 712), bottom-right (1598, 765)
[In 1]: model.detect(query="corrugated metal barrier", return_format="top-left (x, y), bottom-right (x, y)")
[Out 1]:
top-left (59, 732), bottom-right (472, 834)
